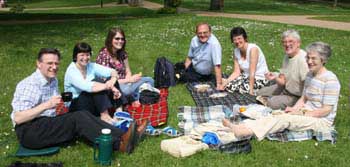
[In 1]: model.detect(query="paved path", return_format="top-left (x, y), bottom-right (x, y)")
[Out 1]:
top-left (196, 12), bottom-right (350, 31)
top-left (141, 1), bottom-right (349, 31)
top-left (1, 1), bottom-right (349, 31)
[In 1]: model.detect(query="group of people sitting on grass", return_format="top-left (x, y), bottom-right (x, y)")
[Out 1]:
top-left (10, 22), bottom-right (340, 155)
top-left (182, 22), bottom-right (340, 141)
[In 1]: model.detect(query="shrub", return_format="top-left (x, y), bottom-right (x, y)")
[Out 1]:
top-left (9, 3), bottom-right (25, 13)
top-left (157, 7), bottom-right (177, 14)
top-left (164, 0), bottom-right (182, 8)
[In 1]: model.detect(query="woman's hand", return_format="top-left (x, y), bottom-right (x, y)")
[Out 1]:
top-left (105, 77), bottom-right (117, 90)
top-left (285, 106), bottom-right (297, 113)
top-left (249, 89), bottom-right (254, 96)
top-left (111, 87), bottom-right (121, 99)
top-left (129, 74), bottom-right (141, 83)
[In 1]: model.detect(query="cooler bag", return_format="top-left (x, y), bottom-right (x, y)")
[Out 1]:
top-left (126, 88), bottom-right (169, 127)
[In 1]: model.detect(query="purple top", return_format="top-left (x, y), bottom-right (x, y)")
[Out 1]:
top-left (96, 47), bottom-right (128, 79)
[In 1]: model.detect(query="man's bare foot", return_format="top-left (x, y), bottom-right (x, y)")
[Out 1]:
top-left (222, 119), bottom-right (253, 138)
top-left (100, 111), bottom-right (114, 125)
top-left (132, 100), bottom-right (141, 108)
top-left (222, 119), bottom-right (234, 128)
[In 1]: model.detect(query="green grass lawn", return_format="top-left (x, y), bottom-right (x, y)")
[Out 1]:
top-left (150, 0), bottom-right (350, 15)
top-left (0, 6), bottom-right (157, 21)
top-left (311, 15), bottom-right (350, 22)
top-left (1, 11), bottom-right (350, 167)
top-left (7, 0), bottom-right (117, 8)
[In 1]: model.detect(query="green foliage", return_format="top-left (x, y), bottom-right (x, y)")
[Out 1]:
top-left (157, 7), bottom-right (177, 14)
top-left (0, 6), bottom-right (157, 21)
top-left (9, 3), bottom-right (25, 13)
top-left (166, 0), bottom-right (182, 8)
top-left (7, 0), bottom-right (117, 8)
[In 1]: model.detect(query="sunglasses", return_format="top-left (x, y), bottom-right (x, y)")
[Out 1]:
top-left (114, 37), bottom-right (125, 41)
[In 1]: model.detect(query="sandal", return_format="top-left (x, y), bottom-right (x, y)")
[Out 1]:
top-left (145, 125), bottom-right (162, 136)
top-left (162, 126), bottom-right (183, 137)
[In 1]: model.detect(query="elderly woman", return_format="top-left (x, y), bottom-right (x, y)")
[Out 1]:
top-left (96, 27), bottom-right (154, 107)
top-left (224, 27), bottom-right (270, 95)
top-left (223, 42), bottom-right (340, 140)
top-left (64, 42), bottom-right (122, 124)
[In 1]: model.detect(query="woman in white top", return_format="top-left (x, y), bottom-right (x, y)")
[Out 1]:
top-left (224, 27), bottom-right (270, 95)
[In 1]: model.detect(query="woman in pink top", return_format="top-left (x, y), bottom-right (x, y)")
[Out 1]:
top-left (96, 27), bottom-right (154, 107)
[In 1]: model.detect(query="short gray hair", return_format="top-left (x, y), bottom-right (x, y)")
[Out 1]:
top-left (305, 42), bottom-right (332, 64)
top-left (281, 29), bottom-right (301, 41)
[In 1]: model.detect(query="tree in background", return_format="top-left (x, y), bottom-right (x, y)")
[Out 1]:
top-left (210, 0), bottom-right (224, 10)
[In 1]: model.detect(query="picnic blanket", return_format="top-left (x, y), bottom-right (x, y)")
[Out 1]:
top-left (177, 105), bottom-right (239, 135)
top-left (267, 128), bottom-right (337, 144)
top-left (177, 106), bottom-right (252, 155)
top-left (186, 81), bottom-right (257, 109)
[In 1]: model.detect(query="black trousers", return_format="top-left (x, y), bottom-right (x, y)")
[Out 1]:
top-left (15, 110), bottom-right (124, 150)
top-left (69, 78), bottom-right (124, 116)
top-left (182, 64), bottom-right (214, 82)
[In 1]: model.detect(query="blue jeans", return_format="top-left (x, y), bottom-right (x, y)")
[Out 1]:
top-left (120, 77), bottom-right (154, 101)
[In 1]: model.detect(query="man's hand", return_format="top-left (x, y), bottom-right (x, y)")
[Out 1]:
top-left (45, 95), bottom-right (61, 109)
top-left (264, 72), bottom-right (276, 81)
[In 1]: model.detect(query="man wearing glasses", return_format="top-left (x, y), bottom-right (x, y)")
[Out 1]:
top-left (257, 30), bottom-right (309, 109)
top-left (11, 48), bottom-right (139, 153)
top-left (183, 22), bottom-right (224, 90)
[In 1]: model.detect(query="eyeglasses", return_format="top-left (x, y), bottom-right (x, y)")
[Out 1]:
top-left (197, 31), bottom-right (209, 36)
top-left (114, 37), bottom-right (125, 41)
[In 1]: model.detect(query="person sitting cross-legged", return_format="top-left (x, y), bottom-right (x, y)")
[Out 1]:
top-left (257, 29), bottom-right (309, 109)
top-left (223, 42), bottom-right (340, 141)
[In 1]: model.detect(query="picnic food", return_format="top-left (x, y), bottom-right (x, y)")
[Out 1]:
top-left (194, 84), bottom-right (211, 92)
top-left (239, 106), bottom-right (246, 113)
top-left (209, 92), bottom-right (227, 98)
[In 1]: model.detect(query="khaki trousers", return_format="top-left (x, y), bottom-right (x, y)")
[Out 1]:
top-left (244, 114), bottom-right (332, 141)
top-left (257, 84), bottom-right (299, 110)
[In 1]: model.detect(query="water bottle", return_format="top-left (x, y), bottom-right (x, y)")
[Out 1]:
top-left (94, 129), bottom-right (113, 166)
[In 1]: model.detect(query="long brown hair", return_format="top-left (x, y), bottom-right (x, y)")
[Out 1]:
top-left (105, 27), bottom-right (127, 61)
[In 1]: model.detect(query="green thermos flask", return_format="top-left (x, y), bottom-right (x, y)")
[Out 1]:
top-left (94, 128), bottom-right (113, 166)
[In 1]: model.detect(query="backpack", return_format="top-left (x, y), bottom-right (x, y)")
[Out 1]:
top-left (154, 57), bottom-right (176, 88)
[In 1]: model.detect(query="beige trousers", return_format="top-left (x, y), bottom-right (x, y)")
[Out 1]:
top-left (257, 84), bottom-right (299, 110)
top-left (244, 114), bottom-right (332, 141)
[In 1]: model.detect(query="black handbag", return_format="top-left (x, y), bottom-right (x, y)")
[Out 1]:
top-left (139, 90), bottom-right (160, 104)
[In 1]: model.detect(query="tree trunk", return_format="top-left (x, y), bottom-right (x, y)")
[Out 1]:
top-left (128, 0), bottom-right (143, 6)
top-left (333, 0), bottom-right (338, 8)
top-left (210, 0), bottom-right (223, 10)
top-left (164, 0), bottom-right (171, 8)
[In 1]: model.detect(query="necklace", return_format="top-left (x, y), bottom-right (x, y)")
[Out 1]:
top-left (76, 64), bottom-right (87, 79)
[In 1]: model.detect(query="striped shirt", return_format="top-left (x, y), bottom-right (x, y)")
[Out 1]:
top-left (11, 69), bottom-right (59, 126)
top-left (303, 70), bottom-right (340, 124)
